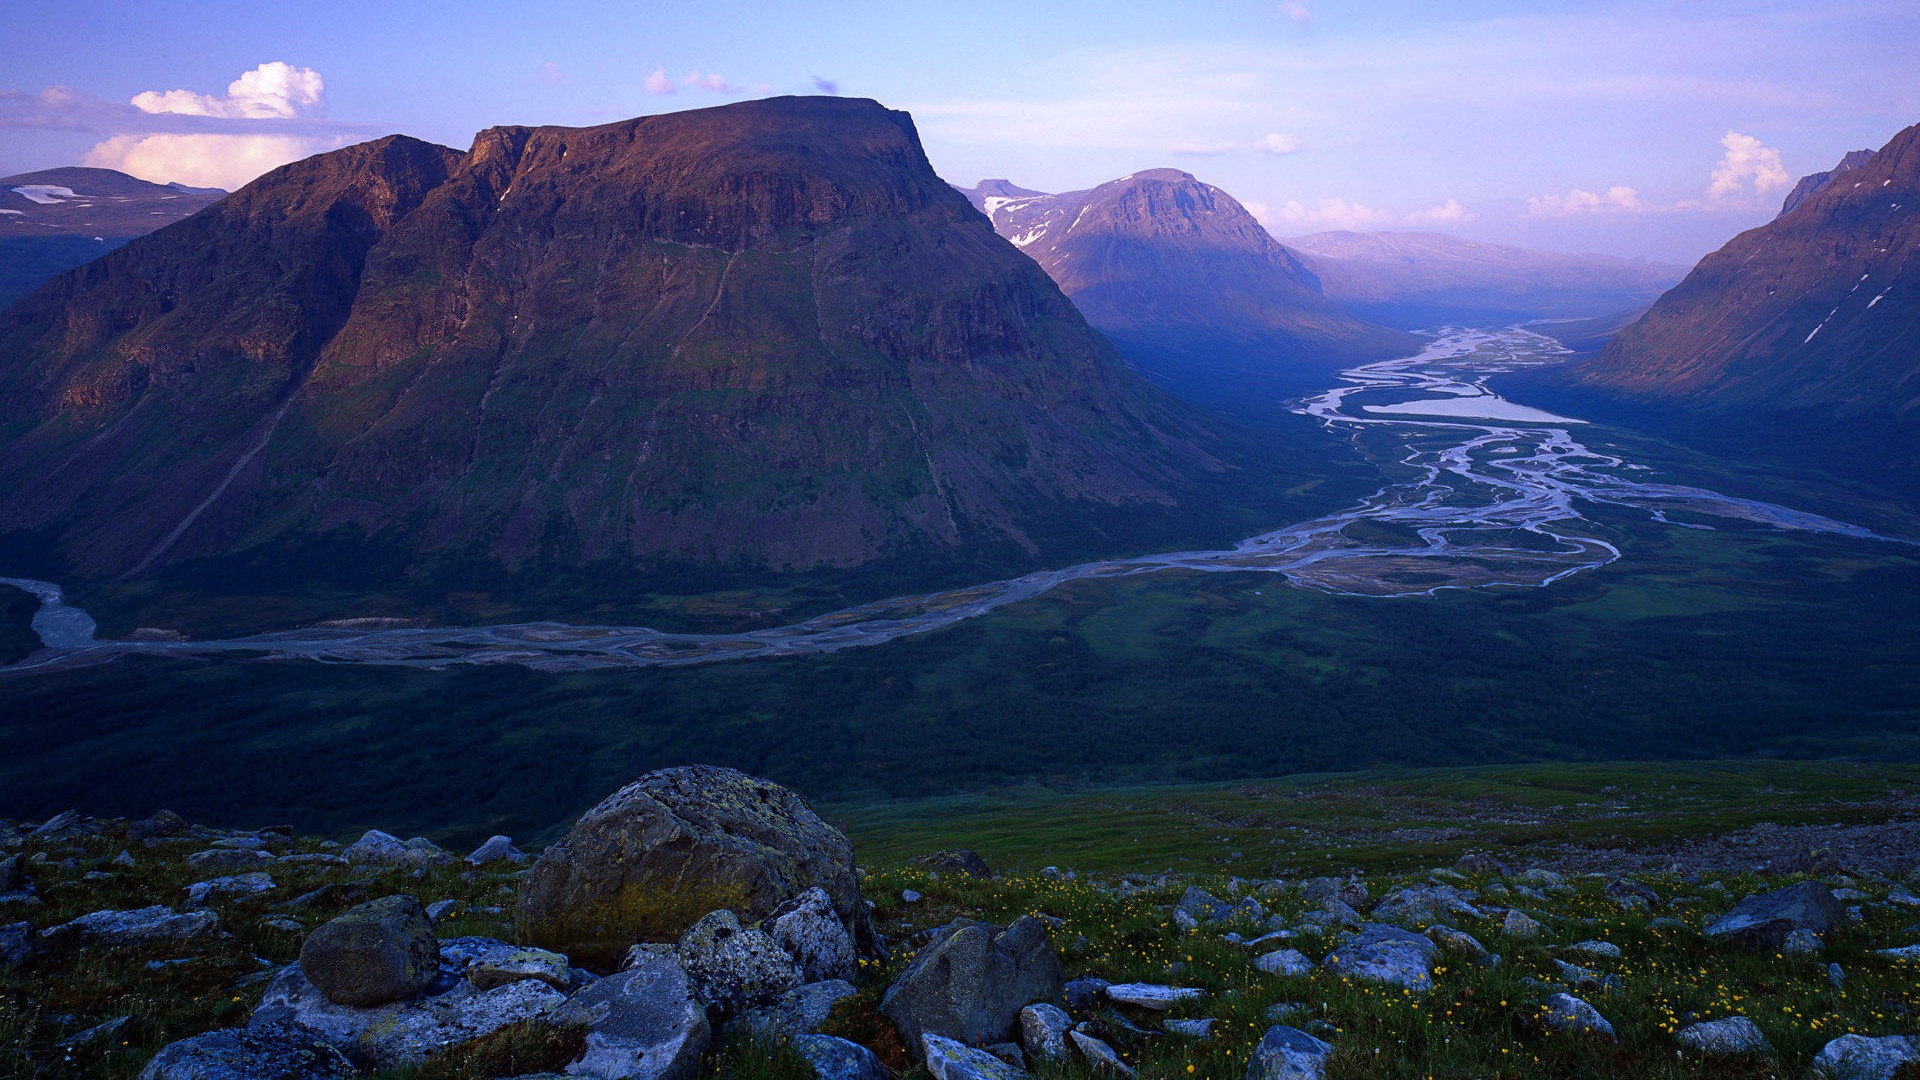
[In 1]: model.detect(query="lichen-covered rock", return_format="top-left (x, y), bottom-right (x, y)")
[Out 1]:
top-left (464, 835), bottom-right (526, 866)
top-left (1675, 1015), bottom-right (1772, 1056)
top-left (250, 962), bottom-right (565, 1068)
top-left (766, 887), bottom-right (856, 982)
top-left (298, 895), bottom-right (439, 1007)
top-left (343, 831), bottom-right (456, 868)
top-left (1541, 993), bottom-right (1614, 1039)
top-left (516, 766), bottom-right (864, 971)
top-left (676, 908), bottom-right (804, 1013)
top-left (922, 1033), bottom-right (1030, 1079)
top-left (1247, 1024), bottom-right (1333, 1080)
top-left (1371, 885), bottom-right (1484, 926)
top-left (1427, 925), bottom-right (1495, 965)
top-left (436, 937), bottom-right (572, 991)
top-left (881, 916), bottom-right (1062, 1051)
top-left (1254, 948), bottom-right (1315, 977)
top-left (45, 905), bottom-right (222, 945)
top-left (1502, 910), bottom-right (1544, 940)
top-left (136, 1024), bottom-right (356, 1080)
top-left (908, 850), bottom-right (994, 878)
top-left (793, 1034), bottom-right (892, 1080)
top-left (731, 979), bottom-right (857, 1041)
top-left (1106, 982), bottom-right (1206, 1009)
top-left (185, 848), bottom-right (276, 872)
top-left (1321, 924), bottom-right (1437, 991)
top-left (1704, 882), bottom-right (1843, 951)
top-left (1176, 886), bottom-right (1232, 923)
top-left (551, 951), bottom-right (710, 1080)
top-left (1810, 1034), bottom-right (1919, 1079)
top-left (1019, 1003), bottom-right (1071, 1062)
top-left (1070, 1030), bottom-right (1134, 1075)
top-left (184, 872), bottom-right (276, 906)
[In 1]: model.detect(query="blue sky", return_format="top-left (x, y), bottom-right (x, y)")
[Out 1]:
top-left (5, 0), bottom-right (1917, 262)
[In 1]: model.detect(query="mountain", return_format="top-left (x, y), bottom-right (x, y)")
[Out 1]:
top-left (0, 97), bottom-right (1215, 606)
top-left (959, 171), bottom-right (1417, 399)
top-left (1778, 149), bottom-right (1876, 218)
top-left (0, 167), bottom-right (226, 308)
top-left (1286, 231), bottom-right (1689, 329)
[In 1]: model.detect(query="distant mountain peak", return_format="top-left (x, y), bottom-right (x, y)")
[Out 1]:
top-left (1778, 148), bottom-right (1877, 218)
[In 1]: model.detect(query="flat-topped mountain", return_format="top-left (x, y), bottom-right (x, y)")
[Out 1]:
top-left (1286, 230), bottom-right (1689, 328)
top-left (0, 167), bottom-right (227, 309)
top-left (0, 98), bottom-right (1214, 601)
top-left (959, 171), bottom-right (1416, 397)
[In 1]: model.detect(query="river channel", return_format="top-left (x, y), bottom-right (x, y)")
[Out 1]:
top-left (2, 327), bottom-right (1904, 673)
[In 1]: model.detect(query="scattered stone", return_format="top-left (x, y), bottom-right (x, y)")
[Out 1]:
top-left (732, 979), bottom-right (858, 1040)
top-left (465, 944), bottom-right (571, 991)
top-left (1809, 1034), bottom-right (1919, 1079)
top-left (1264, 1002), bottom-right (1309, 1022)
top-left (1176, 886), bottom-right (1231, 923)
top-left (1321, 924), bottom-right (1438, 991)
top-left (1427, 924), bottom-right (1495, 965)
top-left (185, 872), bottom-right (276, 906)
top-left (551, 951), bottom-right (711, 1080)
top-left (1062, 976), bottom-right (1110, 1010)
top-left (793, 1033), bottom-right (891, 1080)
top-left (297, 895), bottom-right (439, 1008)
top-left (186, 848), bottom-right (276, 872)
top-left (902, 889), bottom-right (923, 904)
top-left (1105, 982), bottom-right (1205, 1009)
top-left (1019, 1003), bottom-right (1072, 1062)
top-left (136, 1025), bottom-right (356, 1080)
top-left (881, 916), bottom-right (1061, 1049)
top-left (766, 887), bottom-right (857, 982)
top-left (676, 908), bottom-right (804, 1013)
top-left (1455, 853), bottom-right (1511, 876)
top-left (1247, 1024), bottom-right (1333, 1080)
top-left (342, 831), bottom-right (455, 868)
top-left (1298, 899), bottom-right (1362, 930)
top-left (1887, 885), bottom-right (1920, 908)
top-left (517, 766), bottom-right (865, 971)
top-left (1704, 882), bottom-right (1843, 951)
top-left (1069, 1029), bottom-right (1134, 1075)
top-left (252, 962), bottom-right (565, 1069)
top-left (463, 835), bottom-right (525, 866)
top-left (113, 850), bottom-right (136, 868)
top-left (1647, 917), bottom-right (1689, 932)
top-left (45, 905), bottom-right (222, 945)
top-left (923, 1032), bottom-right (1030, 1079)
top-left (1783, 928), bottom-right (1824, 955)
top-left (1254, 948), bottom-right (1315, 977)
top-left (425, 899), bottom-right (457, 922)
top-left (126, 810), bottom-right (192, 843)
top-left (1502, 910), bottom-right (1544, 940)
top-left (1675, 1015), bottom-right (1773, 1056)
top-left (1541, 993), bottom-right (1614, 1039)
top-left (260, 916), bottom-right (304, 933)
top-left (909, 850), bottom-right (994, 878)
top-left (1829, 962), bottom-right (1846, 988)
top-left (29, 810), bottom-right (84, 840)
top-left (1564, 940), bottom-right (1621, 960)
top-left (0, 853), bottom-right (24, 891)
top-left (1164, 1017), bottom-right (1215, 1037)
top-left (1300, 876), bottom-right (1368, 910)
top-left (276, 853), bottom-right (349, 868)
top-left (1371, 885), bottom-right (1483, 926)
top-left (64, 1015), bottom-right (131, 1048)
top-left (1873, 944), bottom-right (1920, 960)
top-left (0, 921), bottom-right (33, 965)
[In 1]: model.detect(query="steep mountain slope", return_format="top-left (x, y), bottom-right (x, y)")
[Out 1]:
top-left (0, 167), bottom-right (226, 307)
top-left (1571, 122), bottom-right (1919, 415)
top-left (1778, 149), bottom-right (1876, 218)
top-left (959, 171), bottom-right (1416, 396)
top-left (1287, 230), bottom-right (1688, 328)
top-left (0, 98), bottom-right (1213, 600)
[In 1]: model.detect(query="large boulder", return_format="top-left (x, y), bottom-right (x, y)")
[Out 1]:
top-left (675, 908), bottom-right (804, 1013)
top-left (1370, 885), bottom-right (1483, 926)
top-left (766, 887), bottom-right (857, 982)
top-left (881, 916), bottom-right (1062, 1052)
top-left (44, 906), bottom-right (222, 946)
top-left (551, 951), bottom-right (711, 1080)
top-left (922, 1033), bottom-right (1030, 1080)
top-left (1810, 1035), bottom-right (1918, 1079)
top-left (1704, 882), bottom-right (1843, 951)
top-left (517, 766), bottom-right (863, 971)
top-left (1247, 1024), bottom-right (1333, 1080)
top-left (732, 979), bottom-right (858, 1041)
top-left (793, 1034), bottom-right (892, 1080)
top-left (1320, 924), bottom-right (1437, 991)
top-left (137, 1025), bottom-right (356, 1080)
top-left (298, 895), bottom-right (439, 1007)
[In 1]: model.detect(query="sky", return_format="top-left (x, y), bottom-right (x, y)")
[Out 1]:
top-left (4, 0), bottom-right (1918, 264)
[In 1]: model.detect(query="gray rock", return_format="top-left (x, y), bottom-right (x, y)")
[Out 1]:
top-left (1105, 982), bottom-right (1205, 1009)
top-left (1069, 1029), bottom-right (1134, 1075)
top-left (1454, 853), bottom-right (1510, 876)
top-left (622, 942), bottom-right (678, 970)
top-left (1298, 899), bottom-right (1362, 930)
top-left (1370, 885), bottom-right (1483, 927)
top-left (251, 962), bottom-right (565, 1069)
top-left (113, 850), bottom-right (136, 868)
top-left (1704, 882), bottom-right (1843, 951)
top-left (1888, 885), bottom-right (1920, 908)
top-left (1502, 909), bottom-right (1544, 939)
top-left (793, 1034), bottom-right (891, 1080)
top-left (126, 810), bottom-right (192, 843)
top-left (30, 810), bottom-right (85, 839)
top-left (185, 872), bottom-right (276, 906)
top-left (1062, 977), bottom-right (1110, 1010)
top-left (1165, 1017), bottom-right (1215, 1037)
top-left (552, 952), bottom-right (710, 1080)
top-left (45, 905), bottom-right (222, 945)
top-left (767, 887), bottom-right (856, 982)
top-left (1541, 993), bottom-right (1613, 1038)
top-left (1675, 1015), bottom-right (1772, 1055)
top-left (517, 765), bottom-right (865, 971)
top-left (186, 848), bottom-right (276, 872)
top-left (464, 835), bottom-right (526, 866)
top-left (0, 853), bottom-right (23, 891)
top-left (1810, 1035), bottom-right (1919, 1079)
top-left (923, 1032), bottom-right (1030, 1079)
top-left (731, 979), bottom-right (857, 1040)
top-left (908, 850), bottom-right (994, 878)
top-left (1553, 959), bottom-right (1604, 987)
top-left (1019, 1002), bottom-right (1072, 1062)
top-left (881, 916), bottom-right (1061, 1050)
top-left (298, 895), bottom-right (439, 1007)
top-left (137, 1025), bottom-right (356, 1080)
top-left (276, 853), bottom-right (349, 868)
top-left (1783, 928), bottom-right (1824, 955)
top-left (1, 921), bottom-right (34, 965)
top-left (1264, 1002), bottom-right (1309, 1022)
top-left (64, 1015), bottom-right (132, 1048)
top-left (466, 943), bottom-right (572, 991)
top-left (1321, 924), bottom-right (1437, 991)
top-left (1299, 876), bottom-right (1368, 909)
top-left (1873, 944), bottom-right (1920, 960)
top-left (902, 889), bottom-right (924, 904)
top-left (343, 831), bottom-right (455, 868)
top-left (1426, 925), bottom-right (1494, 964)
top-left (984, 1043), bottom-right (1025, 1068)
top-left (1561, 940), bottom-right (1619, 961)
top-left (1247, 1024), bottom-right (1333, 1080)
top-left (1254, 948), bottom-right (1315, 977)
top-left (676, 908), bottom-right (803, 1013)
top-left (426, 899), bottom-right (457, 922)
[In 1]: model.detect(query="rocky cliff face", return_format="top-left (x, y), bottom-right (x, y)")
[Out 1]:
top-left (1778, 149), bottom-right (1877, 218)
top-left (1570, 122), bottom-right (1920, 418)
top-left (960, 170), bottom-right (1415, 381)
top-left (0, 98), bottom-right (1211, 588)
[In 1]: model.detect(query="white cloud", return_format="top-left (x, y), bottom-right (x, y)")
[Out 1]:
top-left (1266, 197), bottom-right (1402, 232)
top-left (1254, 132), bottom-right (1303, 155)
top-left (1526, 185), bottom-right (1645, 216)
top-left (1705, 129), bottom-right (1790, 203)
top-left (644, 67), bottom-right (676, 94)
top-left (1277, 2), bottom-right (1311, 27)
top-left (683, 71), bottom-right (739, 93)
top-left (1405, 198), bottom-right (1474, 225)
top-left (132, 62), bottom-right (325, 120)
top-left (1167, 140), bottom-right (1237, 155)
top-left (83, 132), bottom-right (344, 191)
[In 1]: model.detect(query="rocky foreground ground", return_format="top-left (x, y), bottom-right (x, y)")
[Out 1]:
top-left (2, 765), bottom-right (1918, 1080)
